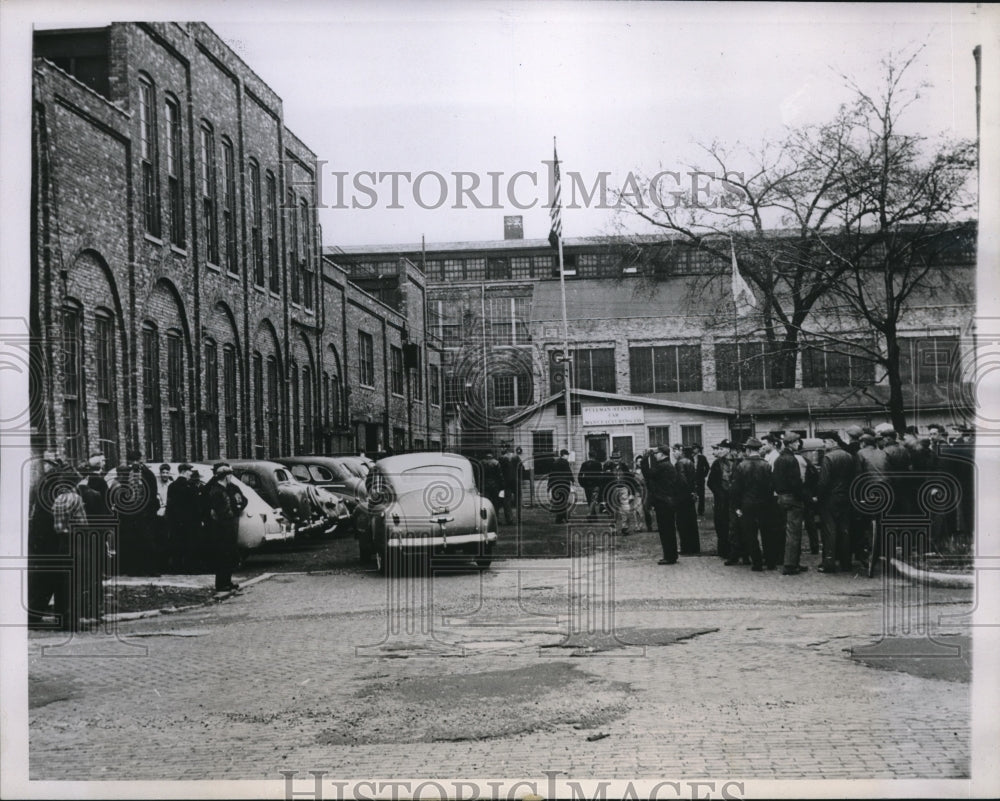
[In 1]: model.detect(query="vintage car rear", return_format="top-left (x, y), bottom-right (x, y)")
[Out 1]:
top-left (361, 453), bottom-right (498, 573)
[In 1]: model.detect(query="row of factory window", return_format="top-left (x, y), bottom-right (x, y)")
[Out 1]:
top-left (429, 297), bottom-right (532, 347)
top-left (137, 73), bottom-right (316, 308)
top-left (348, 247), bottom-right (728, 284)
top-left (435, 336), bottom-right (960, 412)
top-left (545, 338), bottom-right (959, 395)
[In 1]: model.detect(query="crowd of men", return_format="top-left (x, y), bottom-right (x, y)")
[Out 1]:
top-left (544, 422), bottom-right (974, 574)
top-left (28, 452), bottom-right (251, 631)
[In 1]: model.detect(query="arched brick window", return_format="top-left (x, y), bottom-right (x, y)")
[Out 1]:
top-left (141, 322), bottom-right (163, 461)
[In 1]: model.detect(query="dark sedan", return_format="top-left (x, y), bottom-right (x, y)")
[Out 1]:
top-left (229, 460), bottom-right (349, 538)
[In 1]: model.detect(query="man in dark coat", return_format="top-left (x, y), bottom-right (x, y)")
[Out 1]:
top-left (817, 434), bottom-right (856, 573)
top-left (113, 449), bottom-right (160, 576)
top-left (773, 432), bottom-right (807, 575)
top-left (675, 446), bottom-right (700, 554)
top-left (481, 450), bottom-right (505, 522)
top-left (547, 449), bottom-right (574, 524)
top-left (577, 449), bottom-right (605, 521)
top-left (167, 463), bottom-right (203, 572)
top-left (498, 444), bottom-right (524, 525)
top-left (604, 450), bottom-right (638, 535)
top-left (692, 444), bottom-right (710, 516)
top-left (706, 439), bottom-right (736, 559)
top-left (204, 462), bottom-right (248, 592)
top-left (78, 452), bottom-right (112, 521)
top-left (729, 438), bottom-right (773, 571)
top-left (641, 445), bottom-right (680, 565)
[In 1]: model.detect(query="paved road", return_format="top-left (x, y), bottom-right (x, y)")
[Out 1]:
top-left (25, 526), bottom-right (974, 791)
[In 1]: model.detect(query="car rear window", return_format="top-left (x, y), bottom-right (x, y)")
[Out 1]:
top-left (393, 464), bottom-right (472, 491)
top-left (274, 469), bottom-right (291, 483)
top-left (289, 464), bottom-right (311, 482)
top-left (310, 465), bottom-right (335, 481)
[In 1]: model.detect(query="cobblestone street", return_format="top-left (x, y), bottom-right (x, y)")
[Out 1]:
top-left (21, 524), bottom-right (976, 795)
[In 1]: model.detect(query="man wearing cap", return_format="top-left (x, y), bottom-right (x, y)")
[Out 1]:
top-left (113, 449), bottom-right (160, 576)
top-left (167, 463), bottom-right (202, 572)
top-left (844, 425), bottom-right (864, 458)
top-left (800, 439), bottom-right (824, 555)
top-left (707, 440), bottom-right (737, 560)
top-left (817, 434), bottom-right (855, 573)
top-left (605, 450), bottom-right (638, 535)
top-left (675, 446), bottom-right (700, 554)
top-left (548, 449), bottom-right (575, 524)
top-left (481, 450), bottom-right (504, 523)
top-left (881, 426), bottom-right (913, 517)
top-left (759, 435), bottom-right (785, 567)
top-left (204, 462), bottom-right (248, 592)
top-left (641, 445), bottom-right (681, 564)
top-left (773, 432), bottom-right (808, 575)
top-left (578, 449), bottom-right (605, 522)
top-left (498, 444), bottom-right (524, 526)
top-left (728, 437), bottom-right (773, 571)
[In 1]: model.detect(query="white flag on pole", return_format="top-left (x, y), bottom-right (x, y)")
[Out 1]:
top-left (730, 238), bottom-right (756, 316)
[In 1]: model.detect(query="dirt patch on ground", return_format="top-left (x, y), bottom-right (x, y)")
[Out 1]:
top-left (315, 661), bottom-right (631, 745)
top-left (109, 584), bottom-right (214, 614)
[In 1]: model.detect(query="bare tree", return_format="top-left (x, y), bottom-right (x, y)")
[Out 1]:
top-left (615, 49), bottom-right (976, 427)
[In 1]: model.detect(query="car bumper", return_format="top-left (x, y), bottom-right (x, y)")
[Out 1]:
top-left (386, 530), bottom-right (497, 551)
top-left (262, 522), bottom-right (296, 543)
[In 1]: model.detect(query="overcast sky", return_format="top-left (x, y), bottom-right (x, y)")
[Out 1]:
top-left (18, 1), bottom-right (996, 246)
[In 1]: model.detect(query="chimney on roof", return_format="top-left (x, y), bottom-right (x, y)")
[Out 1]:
top-left (503, 215), bottom-right (524, 240)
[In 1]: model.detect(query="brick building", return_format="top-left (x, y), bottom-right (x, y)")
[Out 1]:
top-left (31, 23), bottom-right (442, 466)
top-left (329, 225), bottom-right (976, 467)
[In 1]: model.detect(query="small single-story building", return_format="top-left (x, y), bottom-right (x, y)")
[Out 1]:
top-left (501, 388), bottom-right (735, 472)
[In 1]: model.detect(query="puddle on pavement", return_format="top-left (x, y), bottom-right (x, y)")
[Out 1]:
top-left (315, 661), bottom-right (631, 745)
top-left (850, 634), bottom-right (971, 683)
top-left (541, 626), bottom-right (719, 654)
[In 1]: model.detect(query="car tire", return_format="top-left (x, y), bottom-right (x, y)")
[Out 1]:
top-left (374, 547), bottom-right (390, 576)
top-left (236, 547), bottom-right (250, 568)
top-left (475, 543), bottom-right (494, 570)
top-left (358, 535), bottom-right (373, 565)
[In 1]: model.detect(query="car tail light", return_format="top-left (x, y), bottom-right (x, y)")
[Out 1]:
top-left (480, 507), bottom-right (488, 520)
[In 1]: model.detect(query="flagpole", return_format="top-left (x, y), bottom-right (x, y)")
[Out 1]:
top-left (558, 231), bottom-right (572, 454)
top-left (481, 282), bottom-right (490, 450)
top-left (552, 136), bottom-right (573, 456)
top-left (730, 237), bottom-right (743, 438)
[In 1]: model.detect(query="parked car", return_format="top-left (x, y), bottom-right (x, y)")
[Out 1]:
top-left (106, 462), bottom-right (294, 558)
top-left (273, 455), bottom-right (367, 510)
top-left (229, 460), bottom-right (350, 538)
top-left (355, 452), bottom-right (498, 574)
top-left (334, 455), bottom-right (373, 479)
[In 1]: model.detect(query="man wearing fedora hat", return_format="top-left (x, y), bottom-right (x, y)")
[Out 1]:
top-left (204, 462), bottom-right (247, 592)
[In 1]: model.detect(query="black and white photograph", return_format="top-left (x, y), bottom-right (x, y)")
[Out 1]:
top-left (2, 1), bottom-right (998, 798)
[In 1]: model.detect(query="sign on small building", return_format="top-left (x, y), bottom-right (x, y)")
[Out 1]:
top-left (581, 405), bottom-right (645, 426)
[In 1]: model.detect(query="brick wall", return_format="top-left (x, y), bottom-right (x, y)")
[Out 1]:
top-left (32, 22), bottom-right (435, 464)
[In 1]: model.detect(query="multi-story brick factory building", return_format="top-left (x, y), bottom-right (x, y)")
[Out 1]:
top-left (329, 222), bottom-right (975, 468)
top-left (31, 23), bottom-right (444, 465)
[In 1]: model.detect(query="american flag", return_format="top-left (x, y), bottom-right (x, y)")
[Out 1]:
top-left (548, 141), bottom-right (562, 249)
